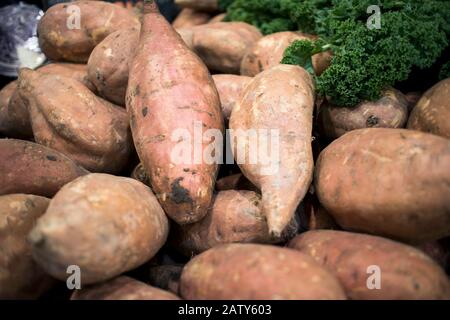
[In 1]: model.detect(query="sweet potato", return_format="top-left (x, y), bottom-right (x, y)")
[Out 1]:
top-left (230, 64), bottom-right (315, 237)
top-left (318, 88), bottom-right (409, 140)
top-left (147, 265), bottom-right (184, 294)
top-left (38, 62), bottom-right (96, 92)
top-left (240, 31), bottom-right (332, 77)
top-left (208, 13), bottom-right (226, 24)
top-left (215, 173), bottom-right (258, 192)
top-left (0, 81), bottom-right (18, 136)
top-left (315, 128), bottom-right (450, 243)
top-left (172, 8), bottom-right (211, 28)
top-left (71, 276), bottom-right (180, 300)
top-left (289, 230), bottom-right (450, 300)
top-left (171, 190), bottom-right (298, 256)
top-left (38, 1), bottom-right (139, 62)
top-left (0, 139), bottom-right (88, 197)
top-left (180, 243), bottom-right (346, 299)
top-left (18, 68), bottom-right (131, 173)
top-left (182, 22), bottom-right (262, 73)
top-left (0, 194), bottom-right (56, 299)
top-left (175, 0), bottom-right (219, 12)
top-left (212, 74), bottom-right (251, 122)
top-left (126, 2), bottom-right (223, 224)
top-left (87, 26), bottom-right (140, 106)
top-left (407, 78), bottom-right (450, 139)
top-left (28, 173), bottom-right (169, 285)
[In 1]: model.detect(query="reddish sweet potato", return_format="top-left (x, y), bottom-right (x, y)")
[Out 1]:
top-left (318, 88), bottom-right (409, 140)
top-left (212, 74), bottom-right (251, 122)
top-left (171, 190), bottom-right (298, 256)
top-left (38, 1), bottom-right (139, 62)
top-left (175, 0), bottom-right (219, 12)
top-left (0, 194), bottom-right (56, 299)
top-left (407, 79), bottom-right (450, 139)
top-left (71, 276), bottom-right (180, 300)
top-left (240, 31), bottom-right (332, 77)
top-left (180, 243), bottom-right (346, 299)
top-left (0, 139), bottom-right (88, 197)
top-left (88, 26), bottom-right (140, 106)
top-left (230, 64), bottom-right (315, 236)
top-left (38, 63), bottom-right (95, 92)
top-left (172, 8), bottom-right (211, 28)
top-left (315, 128), bottom-right (450, 243)
top-left (0, 81), bottom-right (18, 136)
top-left (126, 2), bottom-right (223, 224)
top-left (289, 230), bottom-right (450, 299)
top-left (28, 173), bottom-right (169, 284)
top-left (18, 68), bottom-right (131, 173)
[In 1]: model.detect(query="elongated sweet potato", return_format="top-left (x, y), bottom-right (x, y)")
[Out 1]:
top-left (0, 81), bottom-right (18, 136)
top-left (0, 194), bottom-right (56, 299)
top-left (182, 22), bottom-right (262, 74)
top-left (315, 128), bottom-right (450, 243)
top-left (212, 74), bottom-right (251, 122)
top-left (407, 78), bottom-right (450, 139)
top-left (18, 69), bottom-right (131, 173)
top-left (318, 88), bottom-right (409, 140)
top-left (230, 64), bottom-right (315, 237)
top-left (240, 31), bottom-right (332, 77)
top-left (180, 243), bottom-right (346, 299)
top-left (171, 190), bottom-right (298, 256)
top-left (289, 230), bottom-right (450, 300)
top-left (71, 276), bottom-right (180, 300)
top-left (172, 8), bottom-right (211, 28)
top-left (88, 26), bottom-right (140, 106)
top-left (126, 1), bottom-right (223, 225)
top-left (28, 173), bottom-right (169, 285)
top-left (175, 0), bottom-right (218, 12)
top-left (38, 1), bottom-right (139, 62)
top-left (38, 62), bottom-right (96, 92)
top-left (0, 139), bottom-right (88, 197)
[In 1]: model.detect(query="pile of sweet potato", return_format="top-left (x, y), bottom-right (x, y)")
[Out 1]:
top-left (0, 0), bottom-right (449, 300)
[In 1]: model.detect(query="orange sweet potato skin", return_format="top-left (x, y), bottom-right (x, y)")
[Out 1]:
top-left (18, 69), bottom-right (131, 173)
top-left (318, 88), bottom-right (409, 140)
top-left (38, 63), bottom-right (96, 92)
top-left (0, 194), bottom-right (56, 299)
top-left (0, 139), bottom-right (88, 197)
top-left (180, 243), bottom-right (346, 300)
top-left (240, 31), bottom-right (332, 77)
top-left (212, 74), bottom-right (251, 122)
top-left (289, 230), bottom-right (450, 300)
top-left (88, 27), bottom-right (140, 106)
top-left (38, 1), bottom-right (139, 62)
top-left (315, 128), bottom-right (450, 243)
top-left (407, 79), bottom-right (450, 139)
top-left (171, 190), bottom-right (298, 256)
top-left (230, 64), bottom-right (315, 236)
top-left (28, 173), bottom-right (169, 285)
top-left (126, 2), bottom-right (223, 225)
top-left (172, 8), bottom-right (211, 29)
top-left (71, 276), bottom-right (180, 300)
top-left (187, 22), bottom-right (262, 74)
top-left (0, 81), bottom-right (18, 136)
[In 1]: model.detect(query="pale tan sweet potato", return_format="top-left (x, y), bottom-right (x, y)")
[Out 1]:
top-left (172, 8), bottom-right (211, 28)
top-left (175, 0), bottom-right (219, 12)
top-left (18, 68), bottom-right (131, 173)
top-left (28, 173), bottom-right (169, 285)
top-left (230, 64), bottom-right (315, 237)
top-left (0, 139), bottom-right (88, 197)
top-left (171, 190), bottom-right (298, 256)
top-left (126, 2), bottom-right (223, 225)
top-left (180, 243), bottom-right (346, 299)
top-left (407, 78), bottom-right (450, 139)
top-left (289, 230), bottom-right (450, 300)
top-left (318, 88), bottom-right (409, 140)
top-left (38, 1), bottom-right (140, 62)
top-left (71, 276), bottom-right (180, 300)
top-left (87, 26), bottom-right (140, 106)
top-left (315, 128), bottom-right (450, 243)
top-left (0, 194), bottom-right (56, 299)
top-left (240, 31), bottom-right (332, 77)
top-left (212, 74), bottom-right (251, 122)
top-left (183, 22), bottom-right (262, 73)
